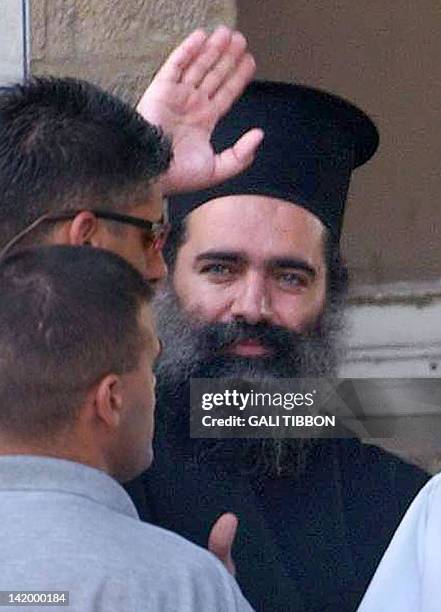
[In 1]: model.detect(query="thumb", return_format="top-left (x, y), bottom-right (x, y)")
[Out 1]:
top-left (208, 512), bottom-right (238, 576)
top-left (212, 128), bottom-right (264, 186)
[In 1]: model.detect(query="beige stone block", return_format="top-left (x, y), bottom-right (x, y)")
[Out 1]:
top-left (30, 0), bottom-right (47, 61)
top-left (30, 0), bottom-right (237, 103)
top-left (70, 0), bottom-right (235, 58)
top-left (30, 0), bottom-right (76, 60)
top-left (206, 0), bottom-right (237, 27)
top-left (31, 53), bottom-right (165, 104)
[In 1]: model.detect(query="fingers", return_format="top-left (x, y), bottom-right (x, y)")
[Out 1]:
top-left (136, 29), bottom-right (208, 116)
top-left (211, 51), bottom-right (256, 118)
top-left (154, 29), bottom-right (208, 83)
top-left (198, 30), bottom-right (248, 98)
top-left (208, 512), bottom-right (238, 576)
top-left (182, 26), bottom-right (233, 87)
top-left (212, 128), bottom-right (264, 186)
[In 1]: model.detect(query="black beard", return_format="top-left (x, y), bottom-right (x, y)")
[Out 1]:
top-left (153, 283), bottom-right (346, 478)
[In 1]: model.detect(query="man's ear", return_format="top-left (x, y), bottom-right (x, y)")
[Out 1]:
top-left (67, 211), bottom-right (100, 246)
top-left (93, 374), bottom-right (125, 430)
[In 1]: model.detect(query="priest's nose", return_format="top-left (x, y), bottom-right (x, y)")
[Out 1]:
top-left (230, 276), bottom-right (273, 324)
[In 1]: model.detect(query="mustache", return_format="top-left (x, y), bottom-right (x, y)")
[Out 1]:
top-left (197, 321), bottom-right (304, 355)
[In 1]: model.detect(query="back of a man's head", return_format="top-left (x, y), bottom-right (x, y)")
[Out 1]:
top-left (0, 77), bottom-right (171, 248)
top-left (0, 245), bottom-right (152, 441)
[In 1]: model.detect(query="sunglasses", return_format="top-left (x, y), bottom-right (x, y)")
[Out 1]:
top-left (0, 208), bottom-right (171, 260)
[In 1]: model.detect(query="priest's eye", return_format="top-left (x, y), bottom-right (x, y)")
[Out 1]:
top-left (274, 270), bottom-right (309, 289)
top-left (200, 263), bottom-right (234, 280)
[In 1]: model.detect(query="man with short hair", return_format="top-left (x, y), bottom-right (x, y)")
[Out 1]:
top-left (0, 26), bottom-right (262, 279)
top-left (0, 245), bottom-right (253, 612)
top-left (0, 27), bottom-right (261, 558)
top-left (141, 81), bottom-right (429, 611)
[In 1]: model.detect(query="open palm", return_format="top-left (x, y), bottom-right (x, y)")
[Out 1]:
top-left (137, 27), bottom-right (263, 195)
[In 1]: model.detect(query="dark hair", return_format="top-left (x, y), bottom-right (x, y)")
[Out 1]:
top-left (164, 216), bottom-right (349, 301)
top-left (0, 77), bottom-right (172, 247)
top-left (0, 245), bottom-right (152, 438)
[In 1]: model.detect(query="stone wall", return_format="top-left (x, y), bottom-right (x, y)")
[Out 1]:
top-left (30, 0), bottom-right (237, 103)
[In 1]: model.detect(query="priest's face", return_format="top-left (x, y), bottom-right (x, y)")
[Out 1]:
top-left (173, 195), bottom-right (327, 344)
top-left (155, 196), bottom-right (346, 475)
top-left (155, 195), bottom-right (344, 385)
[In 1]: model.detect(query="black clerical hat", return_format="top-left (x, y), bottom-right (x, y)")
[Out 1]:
top-left (169, 80), bottom-right (379, 239)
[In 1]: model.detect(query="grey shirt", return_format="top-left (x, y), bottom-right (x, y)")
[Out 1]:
top-left (0, 456), bottom-right (254, 612)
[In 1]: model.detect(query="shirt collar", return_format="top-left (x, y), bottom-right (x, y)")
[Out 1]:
top-left (0, 455), bottom-right (139, 519)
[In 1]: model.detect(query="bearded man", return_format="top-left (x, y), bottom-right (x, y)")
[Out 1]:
top-left (141, 81), bottom-right (428, 612)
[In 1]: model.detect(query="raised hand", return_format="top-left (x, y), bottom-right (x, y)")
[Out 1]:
top-left (137, 27), bottom-right (263, 195)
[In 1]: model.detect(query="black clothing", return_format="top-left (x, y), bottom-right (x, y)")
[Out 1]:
top-left (126, 388), bottom-right (427, 612)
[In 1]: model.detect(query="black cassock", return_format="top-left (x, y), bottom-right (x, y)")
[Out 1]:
top-left (126, 388), bottom-right (427, 612)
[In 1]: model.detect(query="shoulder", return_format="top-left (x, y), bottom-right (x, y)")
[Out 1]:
top-left (124, 523), bottom-right (253, 611)
top-left (357, 473), bottom-right (441, 611)
top-left (49, 494), bottom-right (217, 571)
top-left (362, 440), bottom-right (428, 501)
top-left (59, 506), bottom-right (252, 611)
top-left (321, 438), bottom-right (429, 532)
top-left (424, 471), bottom-right (441, 499)
top-left (415, 472), bottom-right (441, 527)
top-left (333, 438), bottom-right (428, 490)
